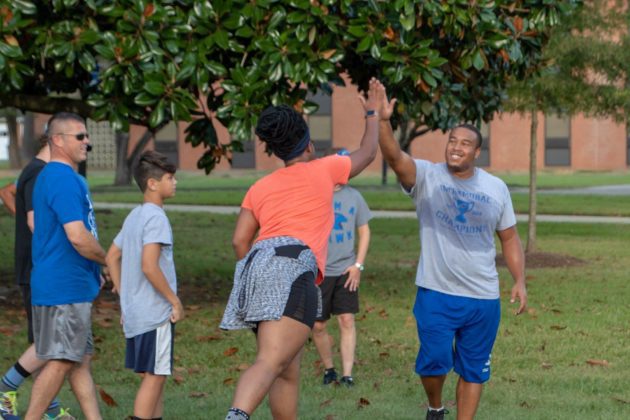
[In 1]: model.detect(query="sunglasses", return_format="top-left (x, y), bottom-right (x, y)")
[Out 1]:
top-left (54, 133), bottom-right (90, 141)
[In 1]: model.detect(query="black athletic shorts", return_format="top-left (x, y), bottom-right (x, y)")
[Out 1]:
top-left (316, 273), bottom-right (359, 321)
top-left (20, 284), bottom-right (34, 344)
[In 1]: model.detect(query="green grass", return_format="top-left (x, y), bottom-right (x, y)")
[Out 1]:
top-left (0, 210), bottom-right (628, 419)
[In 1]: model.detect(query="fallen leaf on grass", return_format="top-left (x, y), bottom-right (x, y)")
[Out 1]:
top-left (320, 398), bottom-right (332, 408)
top-left (612, 396), bottom-right (630, 404)
top-left (586, 359), bottom-right (609, 367)
top-left (188, 366), bottom-right (201, 375)
top-left (378, 309), bottom-right (388, 319)
top-left (223, 377), bottom-right (235, 385)
top-left (189, 391), bottom-right (207, 398)
top-left (98, 387), bottom-right (118, 407)
top-left (325, 415), bottom-right (335, 420)
top-left (174, 367), bottom-right (186, 374)
top-left (379, 352), bottom-right (389, 358)
top-left (520, 401), bottom-right (532, 408)
top-left (541, 362), bottom-right (552, 369)
top-left (365, 305), bottom-right (375, 313)
top-left (357, 397), bottom-right (370, 409)
top-left (223, 347), bottom-right (238, 356)
top-left (236, 363), bottom-right (250, 371)
top-left (173, 375), bottom-right (185, 384)
top-left (550, 325), bottom-right (567, 330)
top-left (186, 305), bottom-right (201, 311)
top-left (196, 335), bottom-right (221, 342)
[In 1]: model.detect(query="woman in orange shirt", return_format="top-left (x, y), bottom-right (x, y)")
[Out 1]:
top-left (221, 79), bottom-right (386, 420)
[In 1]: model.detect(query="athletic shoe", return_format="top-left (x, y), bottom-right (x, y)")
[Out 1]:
top-left (322, 368), bottom-right (337, 385)
top-left (42, 408), bottom-right (76, 420)
top-left (340, 376), bottom-right (354, 388)
top-left (0, 390), bottom-right (18, 419)
top-left (425, 408), bottom-right (449, 420)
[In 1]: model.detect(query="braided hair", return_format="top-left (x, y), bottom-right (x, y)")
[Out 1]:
top-left (255, 105), bottom-right (309, 161)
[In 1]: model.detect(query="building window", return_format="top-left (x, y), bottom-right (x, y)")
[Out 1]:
top-left (306, 90), bottom-right (332, 157)
top-left (477, 122), bottom-right (490, 167)
top-left (545, 115), bottom-right (570, 166)
top-left (155, 122), bottom-right (179, 167)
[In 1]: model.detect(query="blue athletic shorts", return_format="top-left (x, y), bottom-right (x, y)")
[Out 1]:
top-left (125, 321), bottom-right (174, 375)
top-left (413, 287), bottom-right (500, 384)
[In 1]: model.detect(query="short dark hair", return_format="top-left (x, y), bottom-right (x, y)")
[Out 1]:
top-left (133, 150), bottom-right (176, 193)
top-left (255, 105), bottom-right (309, 161)
top-left (45, 112), bottom-right (86, 139)
top-left (453, 123), bottom-right (483, 149)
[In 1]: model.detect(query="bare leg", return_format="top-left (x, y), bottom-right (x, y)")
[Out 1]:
top-left (312, 320), bottom-right (334, 369)
top-left (151, 385), bottom-right (164, 419)
top-left (456, 377), bottom-right (482, 420)
top-left (421, 374), bottom-right (447, 409)
top-left (230, 316), bottom-right (311, 416)
top-left (18, 344), bottom-right (46, 374)
top-left (68, 355), bottom-right (101, 420)
top-left (337, 313), bottom-right (356, 377)
top-left (134, 373), bottom-right (166, 419)
top-left (24, 360), bottom-right (73, 420)
top-left (268, 348), bottom-right (304, 420)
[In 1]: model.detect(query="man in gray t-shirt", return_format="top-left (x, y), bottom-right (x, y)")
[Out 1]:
top-left (312, 185), bottom-right (371, 387)
top-left (377, 96), bottom-right (527, 420)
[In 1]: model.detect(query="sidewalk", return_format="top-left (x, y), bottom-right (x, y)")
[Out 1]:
top-left (93, 202), bottom-right (630, 224)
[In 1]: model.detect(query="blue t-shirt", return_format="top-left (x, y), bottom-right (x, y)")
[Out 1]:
top-left (31, 162), bottom-right (100, 305)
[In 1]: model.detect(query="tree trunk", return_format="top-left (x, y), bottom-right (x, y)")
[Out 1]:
top-left (114, 131), bottom-right (131, 185)
top-left (114, 130), bottom-right (154, 186)
top-left (526, 110), bottom-right (538, 253)
top-left (7, 115), bottom-right (22, 169)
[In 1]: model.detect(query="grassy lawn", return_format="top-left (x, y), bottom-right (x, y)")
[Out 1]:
top-left (0, 210), bottom-right (628, 419)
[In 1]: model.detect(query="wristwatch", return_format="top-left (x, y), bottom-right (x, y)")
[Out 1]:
top-left (354, 262), bottom-right (364, 271)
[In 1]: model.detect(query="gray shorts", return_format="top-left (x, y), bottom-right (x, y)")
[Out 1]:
top-left (32, 303), bottom-right (94, 363)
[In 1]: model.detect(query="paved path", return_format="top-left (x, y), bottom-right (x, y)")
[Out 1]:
top-left (511, 184), bottom-right (630, 195)
top-left (94, 202), bottom-right (630, 224)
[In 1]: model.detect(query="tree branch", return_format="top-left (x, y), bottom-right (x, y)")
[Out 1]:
top-left (0, 94), bottom-right (96, 118)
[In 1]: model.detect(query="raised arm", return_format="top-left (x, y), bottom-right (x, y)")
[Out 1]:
top-left (348, 78), bottom-right (383, 178)
top-left (497, 226), bottom-right (527, 315)
top-left (378, 95), bottom-right (417, 190)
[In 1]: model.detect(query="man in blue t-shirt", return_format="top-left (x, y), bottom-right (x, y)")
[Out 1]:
top-left (25, 112), bottom-right (107, 420)
top-left (377, 96), bottom-right (527, 420)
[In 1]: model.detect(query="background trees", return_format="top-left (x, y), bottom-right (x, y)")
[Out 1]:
top-left (0, 0), bottom-right (577, 181)
top-left (505, 0), bottom-right (629, 252)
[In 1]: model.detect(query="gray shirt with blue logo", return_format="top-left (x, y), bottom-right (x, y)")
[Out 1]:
top-left (406, 160), bottom-right (516, 299)
top-left (326, 186), bottom-right (372, 276)
top-left (113, 203), bottom-right (177, 338)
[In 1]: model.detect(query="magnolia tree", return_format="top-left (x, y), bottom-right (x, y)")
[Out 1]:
top-left (0, 0), bottom-right (578, 182)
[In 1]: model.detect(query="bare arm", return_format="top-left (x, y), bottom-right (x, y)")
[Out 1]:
top-left (142, 243), bottom-right (184, 322)
top-left (348, 78), bottom-right (383, 178)
top-left (497, 226), bottom-right (527, 315)
top-left (232, 208), bottom-right (259, 260)
top-left (63, 221), bottom-right (107, 265)
top-left (343, 223), bottom-right (371, 292)
top-left (105, 243), bottom-right (122, 294)
top-left (27, 210), bottom-right (34, 233)
top-left (0, 182), bottom-right (16, 215)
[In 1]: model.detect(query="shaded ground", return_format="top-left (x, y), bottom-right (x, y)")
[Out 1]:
top-left (496, 251), bottom-right (586, 269)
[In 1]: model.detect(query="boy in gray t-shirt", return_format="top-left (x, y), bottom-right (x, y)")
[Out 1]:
top-left (312, 185), bottom-right (371, 387)
top-left (106, 151), bottom-right (183, 420)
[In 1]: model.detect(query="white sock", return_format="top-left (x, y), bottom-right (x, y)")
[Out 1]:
top-left (428, 406), bottom-right (444, 412)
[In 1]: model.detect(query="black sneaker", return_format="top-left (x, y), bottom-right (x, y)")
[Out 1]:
top-left (425, 408), bottom-right (449, 420)
top-left (340, 376), bottom-right (354, 387)
top-left (323, 368), bottom-right (337, 385)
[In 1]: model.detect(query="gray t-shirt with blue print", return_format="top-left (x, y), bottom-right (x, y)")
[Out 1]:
top-left (325, 186), bottom-right (372, 276)
top-left (406, 160), bottom-right (516, 299)
top-left (113, 203), bottom-right (177, 338)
